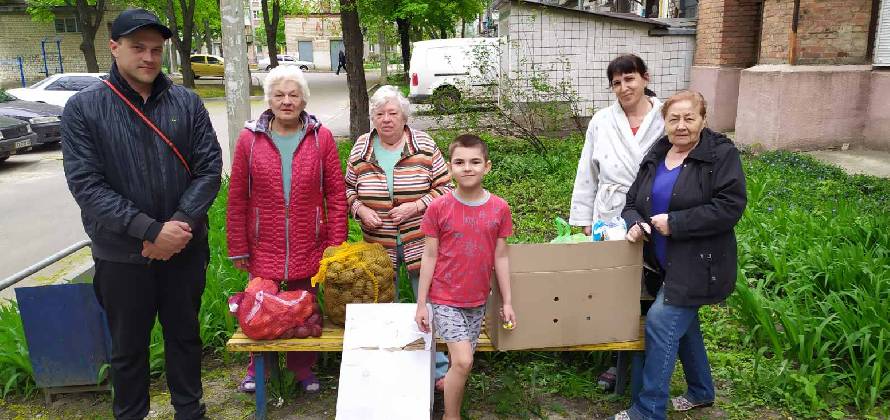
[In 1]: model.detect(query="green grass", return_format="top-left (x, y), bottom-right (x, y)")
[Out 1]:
top-left (191, 85), bottom-right (264, 99)
top-left (1, 136), bottom-right (889, 418)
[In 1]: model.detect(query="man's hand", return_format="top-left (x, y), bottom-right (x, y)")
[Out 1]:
top-left (415, 303), bottom-right (431, 333)
top-left (142, 241), bottom-right (174, 261)
top-left (357, 205), bottom-right (383, 229)
top-left (153, 220), bottom-right (193, 254)
top-left (389, 202), bottom-right (421, 224)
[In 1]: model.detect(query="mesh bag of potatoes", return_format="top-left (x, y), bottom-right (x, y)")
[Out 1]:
top-left (311, 241), bottom-right (395, 325)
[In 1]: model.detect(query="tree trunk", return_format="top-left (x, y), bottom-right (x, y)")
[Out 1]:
top-left (71, 0), bottom-right (105, 72)
top-left (167, 0), bottom-right (197, 88)
top-left (396, 17), bottom-right (410, 84)
top-left (378, 25), bottom-right (387, 83)
top-left (460, 17), bottom-right (465, 38)
top-left (439, 26), bottom-right (447, 39)
top-left (261, 0), bottom-right (280, 68)
top-left (203, 19), bottom-right (213, 54)
top-left (339, 0), bottom-right (369, 140)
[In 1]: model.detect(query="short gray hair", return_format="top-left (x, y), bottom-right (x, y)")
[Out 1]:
top-left (263, 65), bottom-right (311, 103)
top-left (369, 85), bottom-right (412, 119)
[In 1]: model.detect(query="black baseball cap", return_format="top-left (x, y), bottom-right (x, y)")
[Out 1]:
top-left (111, 8), bottom-right (172, 40)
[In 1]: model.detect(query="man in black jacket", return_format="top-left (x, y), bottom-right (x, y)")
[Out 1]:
top-left (61, 8), bottom-right (221, 420)
top-left (336, 49), bottom-right (347, 75)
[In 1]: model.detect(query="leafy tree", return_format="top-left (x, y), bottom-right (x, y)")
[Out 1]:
top-left (339, 0), bottom-right (369, 139)
top-left (27, 0), bottom-right (111, 73)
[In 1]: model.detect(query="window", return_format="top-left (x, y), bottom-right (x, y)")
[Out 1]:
top-left (45, 76), bottom-right (100, 91)
top-left (54, 17), bottom-right (80, 33)
top-left (206, 56), bottom-right (221, 64)
top-left (190, 56), bottom-right (206, 64)
top-left (252, 10), bottom-right (260, 19)
top-left (876, 0), bottom-right (890, 66)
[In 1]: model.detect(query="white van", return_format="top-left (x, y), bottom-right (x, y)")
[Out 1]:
top-left (408, 37), bottom-right (500, 111)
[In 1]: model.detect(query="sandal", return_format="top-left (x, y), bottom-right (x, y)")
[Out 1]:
top-left (300, 373), bottom-right (321, 393)
top-left (671, 395), bottom-right (714, 411)
top-left (238, 375), bottom-right (256, 393)
top-left (435, 377), bottom-right (446, 392)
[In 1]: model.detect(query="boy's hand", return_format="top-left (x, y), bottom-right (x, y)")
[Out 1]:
top-left (415, 303), bottom-right (431, 333)
top-left (500, 304), bottom-right (516, 328)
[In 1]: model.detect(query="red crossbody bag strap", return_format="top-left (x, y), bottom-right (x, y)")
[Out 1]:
top-left (103, 80), bottom-right (192, 176)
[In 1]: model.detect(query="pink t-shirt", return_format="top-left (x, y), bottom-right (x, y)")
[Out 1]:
top-left (421, 191), bottom-right (513, 307)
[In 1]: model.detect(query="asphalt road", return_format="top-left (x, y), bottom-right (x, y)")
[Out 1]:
top-left (0, 71), bottom-right (355, 289)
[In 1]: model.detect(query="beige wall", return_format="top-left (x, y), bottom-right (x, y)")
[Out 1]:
top-left (735, 65), bottom-right (878, 150)
top-left (0, 9), bottom-right (121, 87)
top-left (864, 71), bottom-right (890, 151)
top-left (689, 66), bottom-right (742, 133)
top-left (284, 14), bottom-right (342, 71)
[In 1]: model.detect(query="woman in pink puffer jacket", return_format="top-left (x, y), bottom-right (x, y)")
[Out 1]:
top-left (226, 66), bottom-right (347, 394)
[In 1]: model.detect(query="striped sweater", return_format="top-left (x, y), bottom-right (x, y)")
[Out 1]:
top-left (345, 127), bottom-right (452, 271)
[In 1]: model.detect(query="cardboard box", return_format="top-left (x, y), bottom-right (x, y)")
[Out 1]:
top-left (336, 303), bottom-right (434, 420)
top-left (486, 240), bottom-right (643, 351)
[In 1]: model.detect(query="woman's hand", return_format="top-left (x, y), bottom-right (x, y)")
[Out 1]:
top-left (625, 222), bottom-right (652, 243)
top-left (357, 205), bottom-right (383, 229)
top-left (650, 214), bottom-right (671, 236)
top-left (389, 202), bottom-right (421, 225)
top-left (582, 226), bottom-right (592, 236)
top-left (233, 258), bottom-right (249, 271)
top-left (415, 303), bottom-right (431, 333)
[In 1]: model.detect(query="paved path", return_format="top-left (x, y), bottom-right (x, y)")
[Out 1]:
top-left (807, 149), bottom-right (890, 178)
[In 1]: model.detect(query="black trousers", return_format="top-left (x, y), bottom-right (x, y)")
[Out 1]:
top-left (93, 246), bottom-right (209, 420)
top-left (336, 62), bottom-right (347, 74)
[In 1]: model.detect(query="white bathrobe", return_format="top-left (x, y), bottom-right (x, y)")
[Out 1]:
top-left (569, 97), bottom-right (665, 226)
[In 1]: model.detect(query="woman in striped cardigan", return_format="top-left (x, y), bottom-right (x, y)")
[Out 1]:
top-left (344, 85), bottom-right (452, 387)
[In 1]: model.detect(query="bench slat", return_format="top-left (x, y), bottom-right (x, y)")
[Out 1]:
top-left (226, 319), bottom-right (645, 352)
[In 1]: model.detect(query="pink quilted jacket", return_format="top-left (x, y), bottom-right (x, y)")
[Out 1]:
top-left (226, 110), bottom-right (347, 280)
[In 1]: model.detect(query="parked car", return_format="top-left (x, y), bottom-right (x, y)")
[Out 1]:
top-left (7, 73), bottom-right (106, 108)
top-left (408, 38), bottom-right (499, 112)
top-left (0, 115), bottom-right (37, 163)
top-left (190, 54), bottom-right (225, 78)
top-left (257, 54), bottom-right (314, 71)
top-left (0, 89), bottom-right (63, 146)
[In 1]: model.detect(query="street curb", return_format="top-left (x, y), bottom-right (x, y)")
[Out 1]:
top-left (200, 95), bottom-right (265, 102)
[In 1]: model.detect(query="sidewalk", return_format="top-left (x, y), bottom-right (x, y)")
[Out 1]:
top-left (806, 149), bottom-right (890, 178)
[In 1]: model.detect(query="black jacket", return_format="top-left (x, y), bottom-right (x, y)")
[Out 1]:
top-left (61, 63), bottom-right (222, 264)
top-left (622, 128), bottom-right (747, 306)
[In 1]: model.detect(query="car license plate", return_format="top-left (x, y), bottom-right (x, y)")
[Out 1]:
top-left (15, 139), bottom-right (31, 149)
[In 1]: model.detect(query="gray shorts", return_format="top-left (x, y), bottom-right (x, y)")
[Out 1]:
top-left (432, 304), bottom-right (486, 349)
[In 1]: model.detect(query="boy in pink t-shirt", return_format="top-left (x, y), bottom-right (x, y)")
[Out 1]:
top-left (415, 134), bottom-right (517, 420)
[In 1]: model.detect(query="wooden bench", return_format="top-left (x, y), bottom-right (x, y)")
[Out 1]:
top-left (226, 319), bottom-right (645, 419)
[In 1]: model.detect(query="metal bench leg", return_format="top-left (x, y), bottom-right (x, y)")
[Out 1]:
top-left (255, 352), bottom-right (266, 420)
top-left (615, 351), bottom-right (630, 396)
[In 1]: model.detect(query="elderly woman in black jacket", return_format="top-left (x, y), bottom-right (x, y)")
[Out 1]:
top-left (610, 91), bottom-right (747, 420)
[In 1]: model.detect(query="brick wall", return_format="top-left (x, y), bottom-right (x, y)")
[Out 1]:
top-left (695, 0), bottom-right (761, 67)
top-left (759, 0), bottom-right (874, 65)
top-left (503, 2), bottom-right (696, 115)
top-left (0, 10), bottom-right (120, 87)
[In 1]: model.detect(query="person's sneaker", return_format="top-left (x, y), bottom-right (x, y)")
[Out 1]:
top-left (597, 367), bottom-right (617, 391)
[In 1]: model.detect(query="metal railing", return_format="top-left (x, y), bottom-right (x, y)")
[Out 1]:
top-left (0, 240), bottom-right (92, 292)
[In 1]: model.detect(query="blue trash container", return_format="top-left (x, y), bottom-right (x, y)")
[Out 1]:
top-left (15, 283), bottom-right (111, 393)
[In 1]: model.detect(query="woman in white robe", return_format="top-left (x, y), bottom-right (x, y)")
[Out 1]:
top-left (569, 54), bottom-right (664, 399)
top-left (570, 54), bottom-right (665, 233)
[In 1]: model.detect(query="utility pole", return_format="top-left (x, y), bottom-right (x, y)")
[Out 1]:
top-left (378, 25), bottom-right (387, 83)
top-left (220, 0), bottom-right (251, 162)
